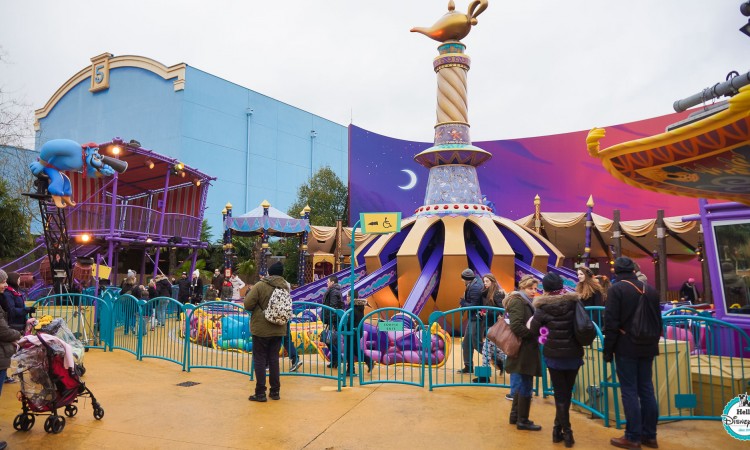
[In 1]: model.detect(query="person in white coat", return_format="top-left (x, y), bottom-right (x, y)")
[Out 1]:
top-left (229, 274), bottom-right (245, 300)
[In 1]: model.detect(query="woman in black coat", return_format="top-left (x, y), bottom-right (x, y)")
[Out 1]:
top-left (529, 273), bottom-right (584, 447)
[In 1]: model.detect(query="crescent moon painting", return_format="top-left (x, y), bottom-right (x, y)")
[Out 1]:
top-left (398, 169), bottom-right (418, 190)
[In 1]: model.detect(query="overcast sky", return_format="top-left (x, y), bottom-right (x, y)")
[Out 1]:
top-left (1, 0), bottom-right (747, 144)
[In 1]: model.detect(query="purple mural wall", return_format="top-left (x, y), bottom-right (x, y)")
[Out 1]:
top-left (349, 110), bottom-right (699, 223)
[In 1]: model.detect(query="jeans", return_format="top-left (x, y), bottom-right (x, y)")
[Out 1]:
top-left (510, 372), bottom-right (533, 397)
top-left (284, 323), bottom-right (298, 364)
top-left (615, 354), bottom-right (658, 442)
top-left (325, 329), bottom-right (340, 367)
top-left (461, 319), bottom-right (482, 369)
top-left (0, 369), bottom-right (6, 396)
top-left (252, 335), bottom-right (282, 396)
top-left (548, 367), bottom-right (580, 428)
top-left (156, 299), bottom-right (168, 325)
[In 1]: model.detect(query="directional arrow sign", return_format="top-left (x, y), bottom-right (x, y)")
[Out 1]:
top-left (359, 212), bottom-right (402, 234)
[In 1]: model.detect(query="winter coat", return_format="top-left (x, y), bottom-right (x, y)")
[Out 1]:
top-left (321, 283), bottom-right (344, 326)
top-left (581, 290), bottom-right (603, 308)
top-left (529, 292), bottom-right (584, 359)
top-left (603, 272), bottom-right (662, 359)
top-left (460, 277), bottom-right (484, 320)
top-left (0, 308), bottom-right (20, 370)
top-left (190, 277), bottom-right (203, 301)
top-left (147, 285), bottom-right (158, 300)
top-left (211, 274), bottom-right (225, 292)
top-left (230, 276), bottom-right (245, 299)
top-left (120, 280), bottom-right (135, 296)
top-left (503, 291), bottom-right (541, 377)
top-left (679, 282), bottom-right (699, 302)
top-left (243, 276), bottom-right (288, 338)
top-left (177, 278), bottom-right (191, 302)
top-left (1, 287), bottom-right (30, 332)
top-left (155, 276), bottom-right (173, 298)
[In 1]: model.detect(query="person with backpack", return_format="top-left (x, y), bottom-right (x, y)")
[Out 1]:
top-left (604, 257), bottom-right (662, 449)
top-left (529, 273), bottom-right (584, 447)
top-left (321, 275), bottom-right (344, 369)
top-left (244, 261), bottom-right (289, 402)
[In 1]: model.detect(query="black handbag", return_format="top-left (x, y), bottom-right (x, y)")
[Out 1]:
top-left (573, 300), bottom-right (596, 346)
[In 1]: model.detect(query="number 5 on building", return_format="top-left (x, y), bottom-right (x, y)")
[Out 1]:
top-left (89, 53), bottom-right (111, 92)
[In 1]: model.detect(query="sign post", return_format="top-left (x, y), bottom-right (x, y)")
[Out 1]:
top-left (344, 212), bottom-right (401, 386)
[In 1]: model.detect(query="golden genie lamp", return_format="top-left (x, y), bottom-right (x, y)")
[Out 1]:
top-left (356, 0), bottom-right (571, 325)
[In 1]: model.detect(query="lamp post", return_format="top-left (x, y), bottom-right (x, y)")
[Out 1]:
top-left (223, 203), bottom-right (233, 277)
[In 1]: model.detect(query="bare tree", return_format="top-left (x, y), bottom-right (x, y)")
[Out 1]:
top-left (0, 47), bottom-right (38, 235)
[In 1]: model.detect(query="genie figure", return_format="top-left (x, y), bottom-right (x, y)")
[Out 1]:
top-left (29, 139), bottom-right (125, 208)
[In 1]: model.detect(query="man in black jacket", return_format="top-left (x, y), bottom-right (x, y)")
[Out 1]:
top-left (321, 275), bottom-right (343, 369)
top-left (177, 272), bottom-right (191, 304)
top-left (604, 257), bottom-right (661, 449)
top-left (457, 268), bottom-right (484, 374)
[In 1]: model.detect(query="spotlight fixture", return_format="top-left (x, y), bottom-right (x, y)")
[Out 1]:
top-left (145, 159), bottom-right (155, 170)
top-left (172, 162), bottom-right (185, 176)
top-left (146, 237), bottom-right (153, 243)
top-left (741, 20), bottom-right (750, 38)
top-left (741, 1), bottom-right (750, 37)
top-left (180, 171), bottom-right (186, 178)
top-left (111, 146), bottom-right (121, 155)
top-left (77, 233), bottom-right (91, 243)
top-left (129, 139), bottom-right (141, 147)
top-left (194, 178), bottom-right (202, 187)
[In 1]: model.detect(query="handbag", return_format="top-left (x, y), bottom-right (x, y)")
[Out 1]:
top-left (486, 316), bottom-right (521, 359)
top-left (573, 300), bottom-right (596, 346)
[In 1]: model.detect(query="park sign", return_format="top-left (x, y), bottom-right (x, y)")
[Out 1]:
top-left (360, 212), bottom-right (402, 234)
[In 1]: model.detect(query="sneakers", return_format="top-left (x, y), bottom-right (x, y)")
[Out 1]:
top-left (269, 391), bottom-right (280, 401)
top-left (248, 394), bottom-right (267, 402)
top-left (505, 393), bottom-right (514, 401)
top-left (289, 360), bottom-right (303, 372)
top-left (456, 367), bottom-right (472, 374)
top-left (4, 377), bottom-right (17, 384)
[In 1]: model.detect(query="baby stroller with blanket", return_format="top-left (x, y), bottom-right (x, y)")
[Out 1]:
top-left (10, 332), bottom-right (103, 434)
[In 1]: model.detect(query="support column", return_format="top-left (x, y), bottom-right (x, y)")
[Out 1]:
top-left (612, 210), bottom-right (622, 259)
top-left (533, 194), bottom-right (542, 234)
top-left (259, 200), bottom-right (270, 276)
top-left (139, 247), bottom-right (148, 285)
top-left (223, 203), bottom-right (234, 277)
top-left (152, 167), bottom-right (172, 278)
top-left (335, 219), bottom-right (343, 273)
top-left (298, 205), bottom-right (310, 286)
top-left (583, 195), bottom-right (594, 268)
top-left (698, 225), bottom-right (711, 303)
top-left (656, 209), bottom-right (668, 302)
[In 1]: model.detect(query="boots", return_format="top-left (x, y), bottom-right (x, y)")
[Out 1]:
top-left (552, 425), bottom-right (563, 443)
top-left (562, 428), bottom-right (574, 447)
top-left (516, 396), bottom-right (542, 431)
top-left (509, 394), bottom-right (519, 424)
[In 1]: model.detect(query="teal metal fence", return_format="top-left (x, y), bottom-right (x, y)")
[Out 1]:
top-left (355, 307), bottom-right (426, 388)
top-left (31, 293), bottom-right (110, 351)
top-left (24, 292), bottom-right (750, 428)
top-left (427, 306), bottom-right (509, 390)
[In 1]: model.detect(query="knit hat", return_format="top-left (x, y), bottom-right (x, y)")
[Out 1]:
top-left (268, 261), bottom-right (284, 277)
top-left (542, 272), bottom-right (563, 292)
top-left (461, 268), bottom-right (475, 281)
top-left (127, 269), bottom-right (136, 278)
top-left (192, 269), bottom-right (200, 278)
top-left (614, 257), bottom-right (636, 274)
top-left (688, 277), bottom-right (695, 283)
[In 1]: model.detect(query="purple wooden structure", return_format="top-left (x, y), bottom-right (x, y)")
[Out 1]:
top-left (2, 137), bottom-right (215, 290)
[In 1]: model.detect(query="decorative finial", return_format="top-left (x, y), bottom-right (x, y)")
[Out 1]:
top-left (534, 194), bottom-right (540, 206)
top-left (410, 0), bottom-right (488, 43)
top-left (221, 208), bottom-right (227, 215)
top-left (261, 199), bottom-right (271, 208)
top-left (586, 195), bottom-right (594, 208)
top-left (303, 204), bottom-right (311, 213)
top-left (225, 202), bottom-right (233, 210)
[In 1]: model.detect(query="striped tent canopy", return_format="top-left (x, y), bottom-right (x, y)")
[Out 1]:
top-left (225, 204), bottom-right (309, 236)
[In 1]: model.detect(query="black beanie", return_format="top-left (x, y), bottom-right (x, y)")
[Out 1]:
top-left (542, 272), bottom-right (563, 292)
top-left (614, 257), bottom-right (636, 274)
top-left (268, 261), bottom-right (284, 277)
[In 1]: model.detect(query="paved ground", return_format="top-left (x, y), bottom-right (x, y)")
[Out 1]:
top-left (0, 350), bottom-right (741, 449)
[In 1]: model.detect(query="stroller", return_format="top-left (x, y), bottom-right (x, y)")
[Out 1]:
top-left (10, 330), bottom-right (103, 434)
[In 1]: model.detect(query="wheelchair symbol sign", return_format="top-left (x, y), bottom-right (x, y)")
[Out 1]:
top-left (360, 212), bottom-right (401, 234)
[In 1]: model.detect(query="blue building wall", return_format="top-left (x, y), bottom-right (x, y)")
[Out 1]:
top-left (36, 57), bottom-right (348, 238)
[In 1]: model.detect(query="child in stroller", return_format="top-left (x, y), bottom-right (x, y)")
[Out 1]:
top-left (10, 327), bottom-right (103, 434)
